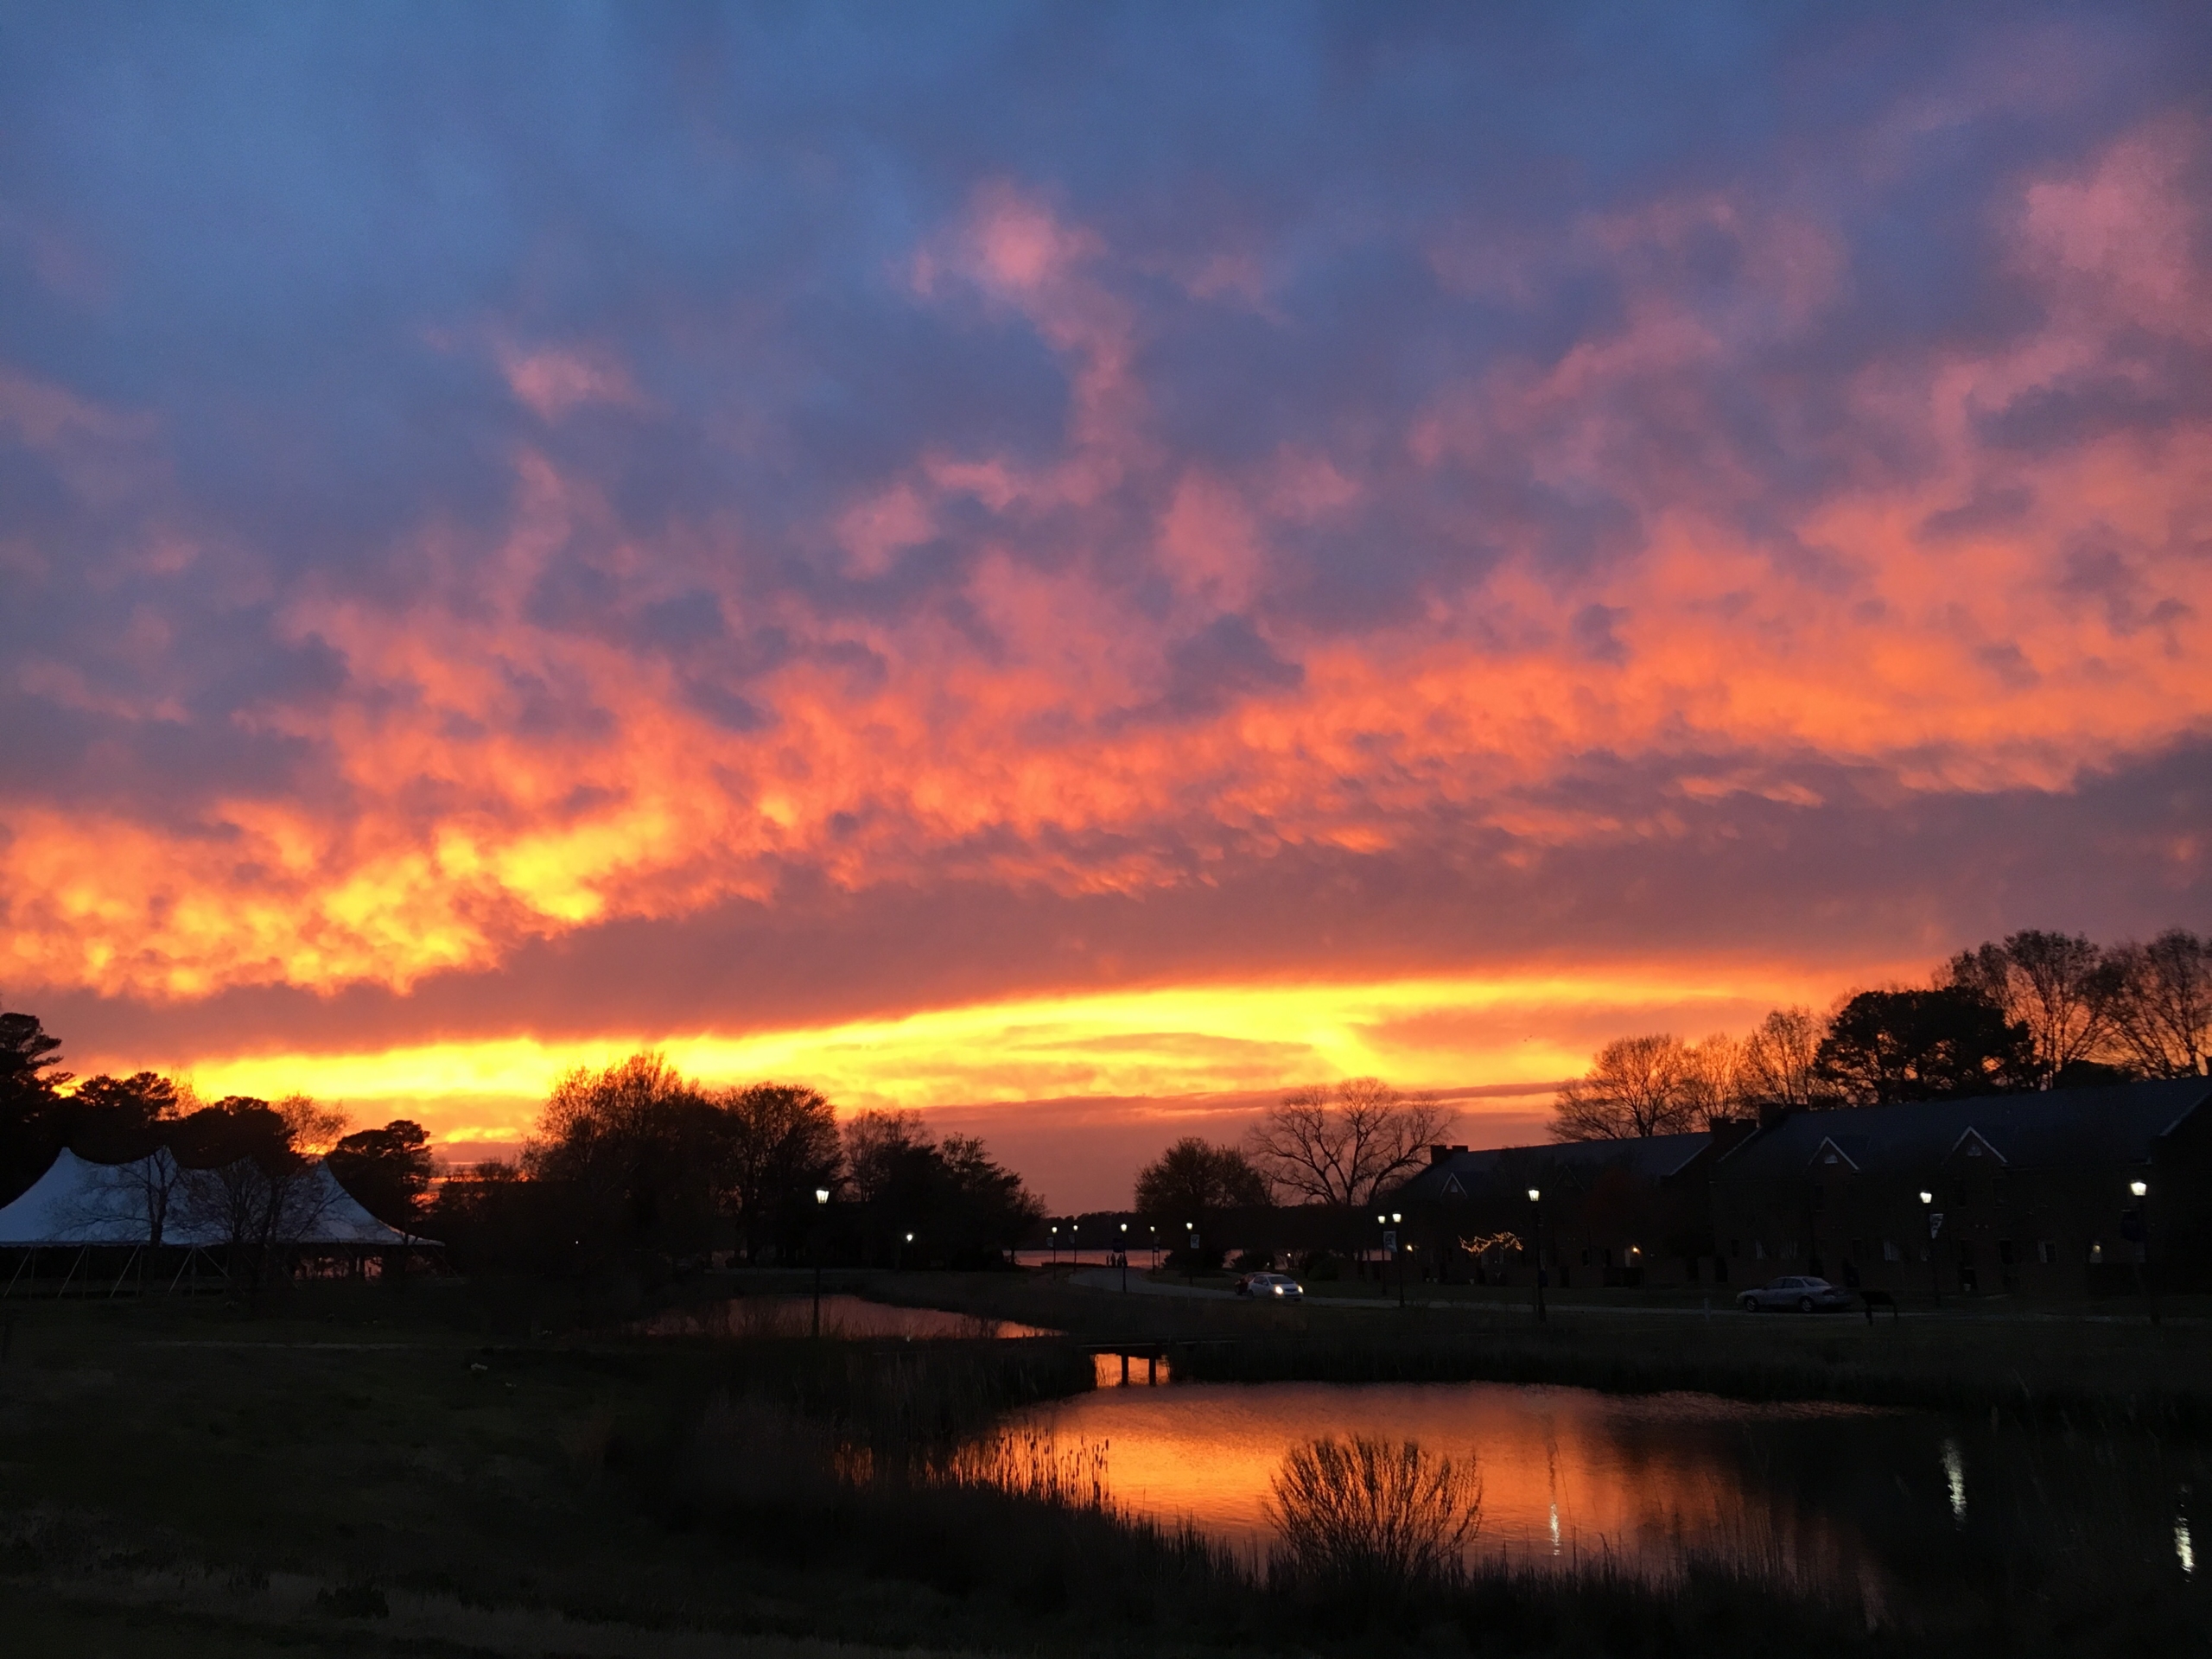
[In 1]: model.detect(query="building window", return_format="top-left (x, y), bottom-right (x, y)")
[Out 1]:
top-left (2037, 1240), bottom-right (2056, 1264)
top-left (1883, 1240), bottom-right (1901, 1262)
top-left (1811, 1185), bottom-right (1826, 1212)
top-left (2089, 1242), bottom-right (2104, 1263)
top-left (1848, 1237), bottom-right (1863, 1262)
top-left (1753, 1241), bottom-right (1766, 1260)
top-left (1729, 1238), bottom-right (1741, 1258)
top-left (1998, 1240), bottom-right (2015, 1267)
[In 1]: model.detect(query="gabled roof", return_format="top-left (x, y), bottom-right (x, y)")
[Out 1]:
top-left (1809, 1136), bottom-right (1860, 1173)
top-left (1713, 1077), bottom-right (2211, 1185)
top-left (1395, 1131), bottom-right (1712, 1204)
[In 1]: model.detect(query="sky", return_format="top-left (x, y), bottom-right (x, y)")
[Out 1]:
top-left (4, 3), bottom-right (2210, 1211)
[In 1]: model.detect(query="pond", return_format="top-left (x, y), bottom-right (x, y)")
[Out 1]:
top-left (1012, 1376), bottom-right (2203, 1605)
top-left (635, 1294), bottom-right (1056, 1341)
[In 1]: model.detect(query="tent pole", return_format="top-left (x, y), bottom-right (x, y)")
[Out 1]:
top-left (168, 1247), bottom-right (197, 1295)
top-left (3, 1249), bottom-right (30, 1300)
top-left (55, 1246), bottom-right (86, 1299)
top-left (109, 1246), bottom-right (140, 1299)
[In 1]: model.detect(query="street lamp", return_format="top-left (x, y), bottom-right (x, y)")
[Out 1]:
top-left (811, 1186), bottom-right (831, 1338)
top-left (2128, 1179), bottom-right (2158, 1325)
top-left (1527, 1189), bottom-right (1545, 1322)
top-left (1918, 1190), bottom-right (1940, 1307)
top-left (1120, 1221), bottom-right (1129, 1294)
top-left (1392, 1211), bottom-right (1406, 1308)
top-left (899, 1230), bottom-right (914, 1272)
top-left (1049, 1223), bottom-right (1058, 1268)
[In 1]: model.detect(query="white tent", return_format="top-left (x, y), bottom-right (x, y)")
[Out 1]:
top-left (0, 1149), bottom-right (435, 1248)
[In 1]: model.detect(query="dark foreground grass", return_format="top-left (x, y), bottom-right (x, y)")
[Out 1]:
top-left (0, 1274), bottom-right (2207, 1656)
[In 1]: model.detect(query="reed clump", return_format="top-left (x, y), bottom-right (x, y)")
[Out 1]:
top-left (1268, 1435), bottom-right (1483, 1617)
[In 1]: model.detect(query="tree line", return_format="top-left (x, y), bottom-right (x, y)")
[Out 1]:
top-left (1551, 927), bottom-right (2212, 1141)
top-left (0, 1014), bottom-right (1042, 1275)
top-left (404, 1052), bottom-right (1045, 1273)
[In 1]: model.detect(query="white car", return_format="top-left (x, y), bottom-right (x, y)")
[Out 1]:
top-left (1236, 1272), bottom-right (1304, 1300)
top-left (1738, 1275), bottom-right (1854, 1313)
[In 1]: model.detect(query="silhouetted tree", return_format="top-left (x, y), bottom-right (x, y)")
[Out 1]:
top-left (67, 1071), bottom-right (187, 1161)
top-left (1552, 1036), bottom-right (1699, 1140)
top-left (172, 1096), bottom-right (343, 1300)
top-left (0, 1007), bottom-right (70, 1201)
top-left (1134, 1137), bottom-right (1270, 1229)
top-left (716, 1082), bottom-right (842, 1264)
top-left (2103, 930), bottom-right (2212, 1078)
top-left (328, 1120), bottom-right (435, 1228)
top-left (1948, 930), bottom-right (2119, 1089)
top-left (1813, 988), bottom-right (2032, 1104)
top-left (524, 1053), bottom-right (721, 1261)
top-left (1248, 1079), bottom-right (1450, 1205)
top-left (1737, 1007), bottom-right (1826, 1110)
top-left (841, 1109), bottom-right (1041, 1268)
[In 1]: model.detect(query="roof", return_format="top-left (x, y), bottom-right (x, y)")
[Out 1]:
top-left (0, 1149), bottom-right (435, 1248)
top-left (1713, 1077), bottom-right (2212, 1185)
top-left (1395, 1131), bottom-right (1712, 1205)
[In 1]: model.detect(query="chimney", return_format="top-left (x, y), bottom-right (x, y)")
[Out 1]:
top-left (1427, 1143), bottom-right (1471, 1166)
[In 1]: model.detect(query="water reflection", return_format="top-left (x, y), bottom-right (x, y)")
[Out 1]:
top-left (636, 1294), bottom-right (1054, 1340)
top-left (1012, 1379), bottom-right (2208, 1598)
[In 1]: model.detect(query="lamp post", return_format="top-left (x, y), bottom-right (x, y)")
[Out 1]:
top-left (1148, 1224), bottom-right (1157, 1269)
top-left (811, 1186), bottom-right (830, 1338)
top-left (1186, 1220), bottom-right (1198, 1287)
top-left (1120, 1221), bottom-right (1129, 1293)
top-left (900, 1230), bottom-right (914, 1272)
top-left (1527, 1189), bottom-right (1545, 1323)
top-left (1049, 1223), bottom-right (1058, 1269)
top-left (1376, 1212), bottom-right (1388, 1290)
top-left (2130, 1179), bottom-right (2158, 1325)
top-left (1919, 1190), bottom-right (1940, 1308)
top-left (1392, 1211), bottom-right (1406, 1308)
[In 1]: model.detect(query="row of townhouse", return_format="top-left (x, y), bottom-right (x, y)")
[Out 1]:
top-left (1391, 1077), bottom-right (2212, 1297)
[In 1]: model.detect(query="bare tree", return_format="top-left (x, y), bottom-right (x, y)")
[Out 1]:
top-left (1245, 1079), bottom-right (1450, 1208)
top-left (174, 1100), bottom-right (341, 1300)
top-left (2104, 930), bottom-right (2212, 1078)
top-left (1738, 1007), bottom-right (1823, 1109)
top-left (1674, 1033), bottom-right (1742, 1126)
top-left (1551, 1035), bottom-right (1697, 1141)
top-left (1948, 931), bottom-right (2116, 1088)
top-left (73, 1147), bottom-right (189, 1244)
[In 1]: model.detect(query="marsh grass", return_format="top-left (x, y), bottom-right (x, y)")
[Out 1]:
top-left (1267, 1437), bottom-right (1483, 1613)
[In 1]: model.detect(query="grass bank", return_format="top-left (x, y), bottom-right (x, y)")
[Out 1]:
top-left (856, 1268), bottom-right (2212, 1427)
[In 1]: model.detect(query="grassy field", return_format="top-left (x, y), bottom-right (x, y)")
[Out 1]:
top-left (1, 1270), bottom-right (2208, 1657)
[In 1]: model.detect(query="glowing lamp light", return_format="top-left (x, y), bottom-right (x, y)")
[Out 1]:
top-left (2130, 1180), bottom-right (2149, 1198)
top-left (1527, 1188), bottom-right (1541, 1203)
top-left (814, 1187), bottom-right (830, 1205)
top-left (1919, 1191), bottom-right (1934, 1205)
top-left (1391, 1211), bottom-right (1402, 1224)
top-left (904, 1231), bottom-right (914, 1243)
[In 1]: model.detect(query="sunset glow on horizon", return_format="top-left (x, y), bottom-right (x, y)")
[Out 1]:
top-left (6, 7), bottom-right (2210, 1211)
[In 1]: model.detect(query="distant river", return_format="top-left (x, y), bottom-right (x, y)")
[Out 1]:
top-left (1011, 1376), bottom-right (2202, 1606)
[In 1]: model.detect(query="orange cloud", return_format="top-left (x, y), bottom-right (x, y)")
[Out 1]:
top-left (5, 126), bottom-right (2210, 1020)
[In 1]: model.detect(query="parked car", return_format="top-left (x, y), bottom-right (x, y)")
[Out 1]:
top-left (1738, 1275), bottom-right (1854, 1313)
top-left (1236, 1272), bottom-right (1304, 1300)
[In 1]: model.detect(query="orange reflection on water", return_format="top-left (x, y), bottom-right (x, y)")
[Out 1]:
top-left (1017, 1381), bottom-right (1886, 1581)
